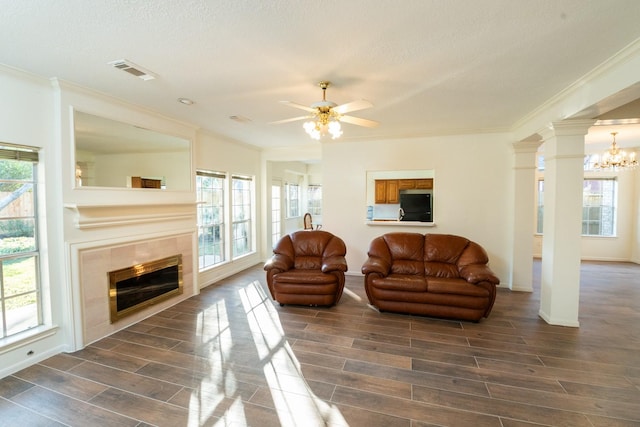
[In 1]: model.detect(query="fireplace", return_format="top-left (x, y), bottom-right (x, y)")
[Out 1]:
top-left (109, 254), bottom-right (183, 323)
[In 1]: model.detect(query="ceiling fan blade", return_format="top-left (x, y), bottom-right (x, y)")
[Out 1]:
top-left (280, 100), bottom-right (317, 113)
top-left (333, 99), bottom-right (373, 114)
top-left (340, 115), bottom-right (379, 128)
top-left (269, 116), bottom-right (310, 125)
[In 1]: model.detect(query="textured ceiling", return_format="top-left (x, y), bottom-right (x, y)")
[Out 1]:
top-left (2, 0), bottom-right (640, 153)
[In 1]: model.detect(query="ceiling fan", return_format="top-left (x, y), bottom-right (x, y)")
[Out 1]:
top-left (271, 81), bottom-right (379, 140)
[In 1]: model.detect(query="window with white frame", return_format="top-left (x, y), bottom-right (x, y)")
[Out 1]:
top-left (536, 179), bottom-right (544, 234)
top-left (286, 182), bottom-right (300, 218)
top-left (271, 184), bottom-right (281, 247)
top-left (196, 171), bottom-right (226, 270)
top-left (582, 178), bottom-right (616, 236)
top-left (232, 175), bottom-right (253, 258)
top-left (0, 145), bottom-right (42, 340)
top-left (536, 178), bottom-right (617, 237)
top-left (306, 184), bottom-right (322, 216)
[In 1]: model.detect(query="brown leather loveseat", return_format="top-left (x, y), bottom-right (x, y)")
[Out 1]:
top-left (362, 232), bottom-right (499, 321)
top-left (264, 230), bottom-right (348, 306)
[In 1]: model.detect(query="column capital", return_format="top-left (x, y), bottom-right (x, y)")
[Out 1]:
top-left (539, 119), bottom-right (596, 140)
top-left (512, 140), bottom-right (542, 154)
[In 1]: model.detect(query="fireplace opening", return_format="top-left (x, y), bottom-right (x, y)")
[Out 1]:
top-left (109, 254), bottom-right (183, 323)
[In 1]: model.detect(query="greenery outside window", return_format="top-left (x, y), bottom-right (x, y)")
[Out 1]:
top-left (232, 175), bottom-right (253, 258)
top-left (582, 178), bottom-right (616, 236)
top-left (196, 171), bottom-right (225, 270)
top-left (306, 184), bottom-right (322, 216)
top-left (537, 178), bottom-right (617, 236)
top-left (0, 146), bottom-right (41, 340)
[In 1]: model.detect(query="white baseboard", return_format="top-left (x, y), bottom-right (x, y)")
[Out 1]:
top-left (0, 343), bottom-right (66, 379)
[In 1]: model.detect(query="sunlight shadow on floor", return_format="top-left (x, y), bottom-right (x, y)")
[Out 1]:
top-left (187, 278), bottom-right (347, 426)
top-left (239, 280), bottom-right (347, 426)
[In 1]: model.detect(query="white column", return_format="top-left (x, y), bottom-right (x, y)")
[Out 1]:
top-left (538, 120), bottom-right (594, 327)
top-left (631, 150), bottom-right (640, 264)
top-left (510, 140), bottom-right (541, 291)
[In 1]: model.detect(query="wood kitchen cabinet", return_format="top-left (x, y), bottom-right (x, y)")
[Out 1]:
top-left (386, 180), bottom-right (399, 203)
top-left (374, 180), bottom-right (386, 203)
top-left (375, 179), bottom-right (399, 203)
top-left (415, 179), bottom-right (433, 189)
top-left (375, 178), bottom-right (433, 203)
top-left (399, 178), bottom-right (433, 190)
top-left (398, 179), bottom-right (416, 189)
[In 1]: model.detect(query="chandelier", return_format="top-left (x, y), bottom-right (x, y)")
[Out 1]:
top-left (593, 132), bottom-right (638, 170)
top-left (303, 109), bottom-right (342, 140)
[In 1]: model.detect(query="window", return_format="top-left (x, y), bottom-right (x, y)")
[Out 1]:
top-left (582, 179), bottom-right (616, 236)
top-left (196, 171), bottom-right (225, 270)
top-left (232, 175), bottom-right (253, 258)
top-left (0, 146), bottom-right (41, 339)
top-left (536, 178), bottom-right (617, 237)
top-left (271, 184), bottom-right (281, 247)
top-left (306, 184), bottom-right (322, 216)
top-left (536, 180), bottom-right (544, 234)
top-left (286, 182), bottom-right (300, 218)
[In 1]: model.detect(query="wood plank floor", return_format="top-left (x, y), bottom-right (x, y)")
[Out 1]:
top-left (1, 260), bottom-right (639, 426)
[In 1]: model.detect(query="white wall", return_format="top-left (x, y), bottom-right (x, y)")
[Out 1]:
top-left (307, 163), bottom-right (323, 185)
top-left (321, 134), bottom-right (513, 285)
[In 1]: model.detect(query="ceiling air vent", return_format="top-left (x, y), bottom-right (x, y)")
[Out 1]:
top-left (108, 59), bottom-right (156, 81)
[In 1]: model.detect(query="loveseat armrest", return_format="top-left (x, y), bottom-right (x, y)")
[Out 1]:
top-left (361, 256), bottom-right (391, 276)
top-left (322, 255), bottom-right (348, 273)
top-left (264, 253), bottom-right (294, 272)
top-left (459, 264), bottom-right (500, 285)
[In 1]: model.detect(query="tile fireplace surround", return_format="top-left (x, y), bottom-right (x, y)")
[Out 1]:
top-left (77, 233), bottom-right (194, 346)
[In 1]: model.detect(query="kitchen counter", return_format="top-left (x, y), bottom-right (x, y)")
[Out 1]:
top-left (366, 219), bottom-right (435, 227)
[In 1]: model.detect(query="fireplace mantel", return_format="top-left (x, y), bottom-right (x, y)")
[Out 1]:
top-left (64, 202), bottom-right (197, 229)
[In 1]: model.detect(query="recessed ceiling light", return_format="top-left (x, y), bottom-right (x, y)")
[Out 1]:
top-left (178, 98), bottom-right (194, 105)
top-left (229, 115), bottom-right (251, 123)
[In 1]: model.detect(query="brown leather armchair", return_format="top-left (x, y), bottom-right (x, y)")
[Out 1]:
top-left (362, 232), bottom-right (499, 321)
top-left (264, 230), bottom-right (348, 306)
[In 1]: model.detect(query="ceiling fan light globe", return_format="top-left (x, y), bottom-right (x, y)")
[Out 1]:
top-left (303, 121), bottom-right (315, 132)
top-left (328, 120), bottom-right (342, 139)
